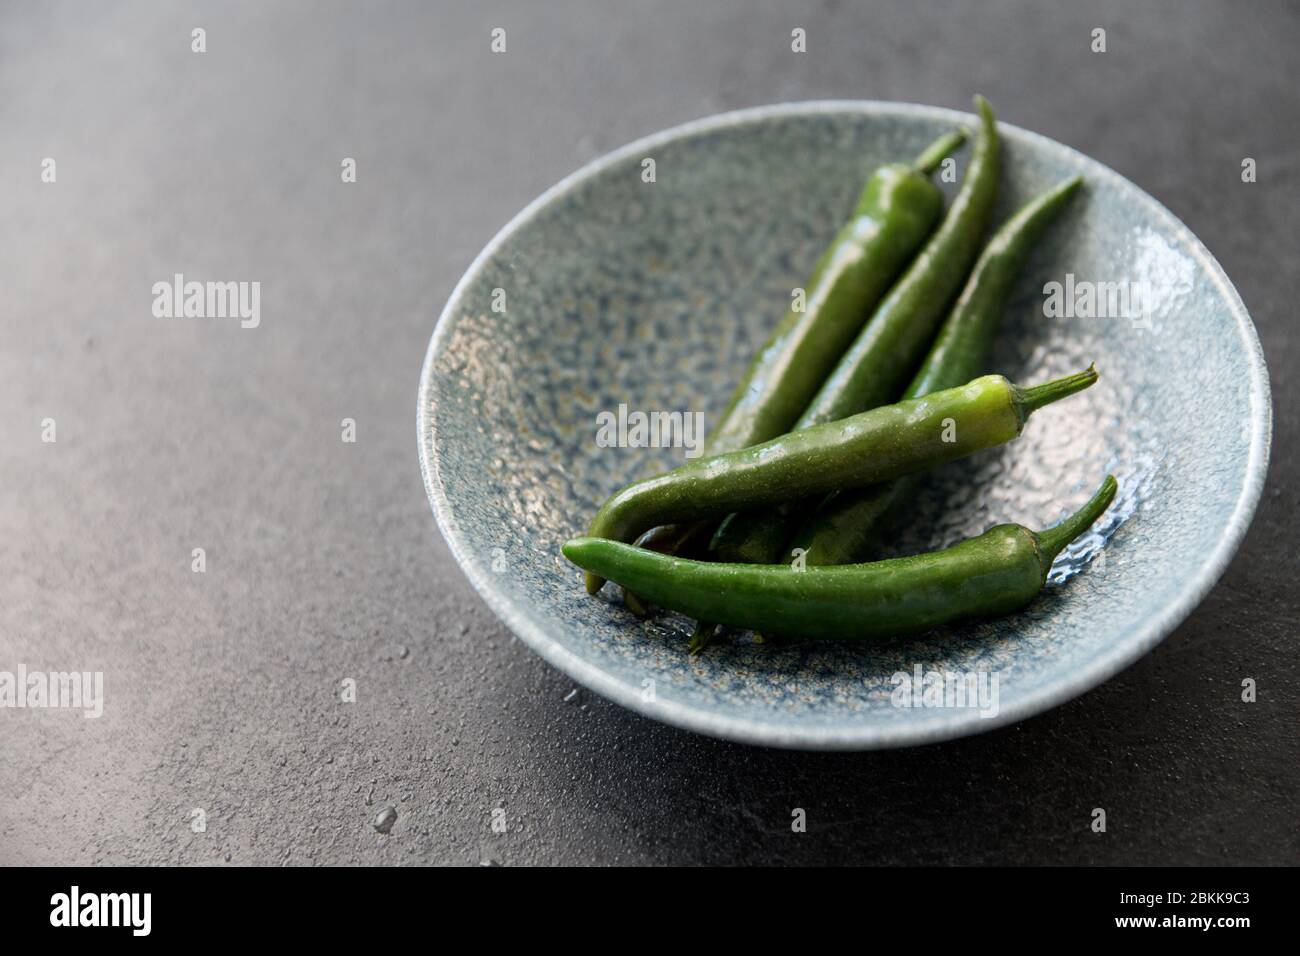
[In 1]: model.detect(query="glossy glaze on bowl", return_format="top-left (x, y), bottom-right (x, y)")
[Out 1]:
top-left (418, 102), bottom-right (1270, 749)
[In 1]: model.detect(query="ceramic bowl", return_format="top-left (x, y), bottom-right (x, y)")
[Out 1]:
top-left (418, 101), bottom-right (1270, 749)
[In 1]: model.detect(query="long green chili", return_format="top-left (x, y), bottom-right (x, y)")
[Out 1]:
top-left (583, 366), bottom-right (1098, 594)
top-left (566, 476), bottom-right (1117, 640)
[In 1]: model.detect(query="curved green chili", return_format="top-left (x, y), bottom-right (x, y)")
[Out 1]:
top-left (566, 476), bottom-right (1116, 641)
top-left (687, 97), bottom-right (1001, 647)
top-left (582, 366), bottom-right (1098, 594)
top-left (707, 96), bottom-right (1001, 569)
top-left (707, 131), bottom-right (964, 451)
top-left (620, 127), bottom-right (966, 613)
top-left (791, 175), bottom-right (1085, 568)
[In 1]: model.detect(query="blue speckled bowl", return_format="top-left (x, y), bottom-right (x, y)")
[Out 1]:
top-left (418, 102), bottom-right (1270, 749)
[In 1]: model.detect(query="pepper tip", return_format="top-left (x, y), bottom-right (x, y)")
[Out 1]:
top-left (562, 538), bottom-right (607, 593)
top-left (1098, 473), bottom-right (1119, 507)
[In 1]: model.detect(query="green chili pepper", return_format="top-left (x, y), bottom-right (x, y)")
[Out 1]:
top-left (619, 127), bottom-right (966, 615)
top-left (687, 98), bottom-right (1000, 648)
top-left (706, 96), bottom-right (1001, 571)
top-left (582, 365), bottom-right (1098, 594)
top-left (791, 175), bottom-right (1086, 568)
top-left (708, 128), bottom-right (965, 451)
top-left (566, 476), bottom-right (1116, 641)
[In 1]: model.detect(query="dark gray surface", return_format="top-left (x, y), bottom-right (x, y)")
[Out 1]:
top-left (1, 0), bottom-right (1295, 865)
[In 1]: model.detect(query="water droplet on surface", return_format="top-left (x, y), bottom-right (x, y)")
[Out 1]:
top-left (373, 805), bottom-right (398, 834)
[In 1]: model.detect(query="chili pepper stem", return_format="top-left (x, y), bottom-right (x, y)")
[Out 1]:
top-left (912, 128), bottom-right (968, 175)
top-left (1035, 475), bottom-right (1119, 566)
top-left (1015, 364), bottom-right (1098, 421)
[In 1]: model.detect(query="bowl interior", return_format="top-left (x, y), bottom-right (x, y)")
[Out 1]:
top-left (419, 102), bottom-right (1269, 748)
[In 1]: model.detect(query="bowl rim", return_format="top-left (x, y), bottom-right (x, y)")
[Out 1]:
top-left (417, 99), bottom-right (1272, 750)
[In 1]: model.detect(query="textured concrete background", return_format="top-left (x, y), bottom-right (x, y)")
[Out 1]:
top-left (1, 0), bottom-right (1296, 865)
